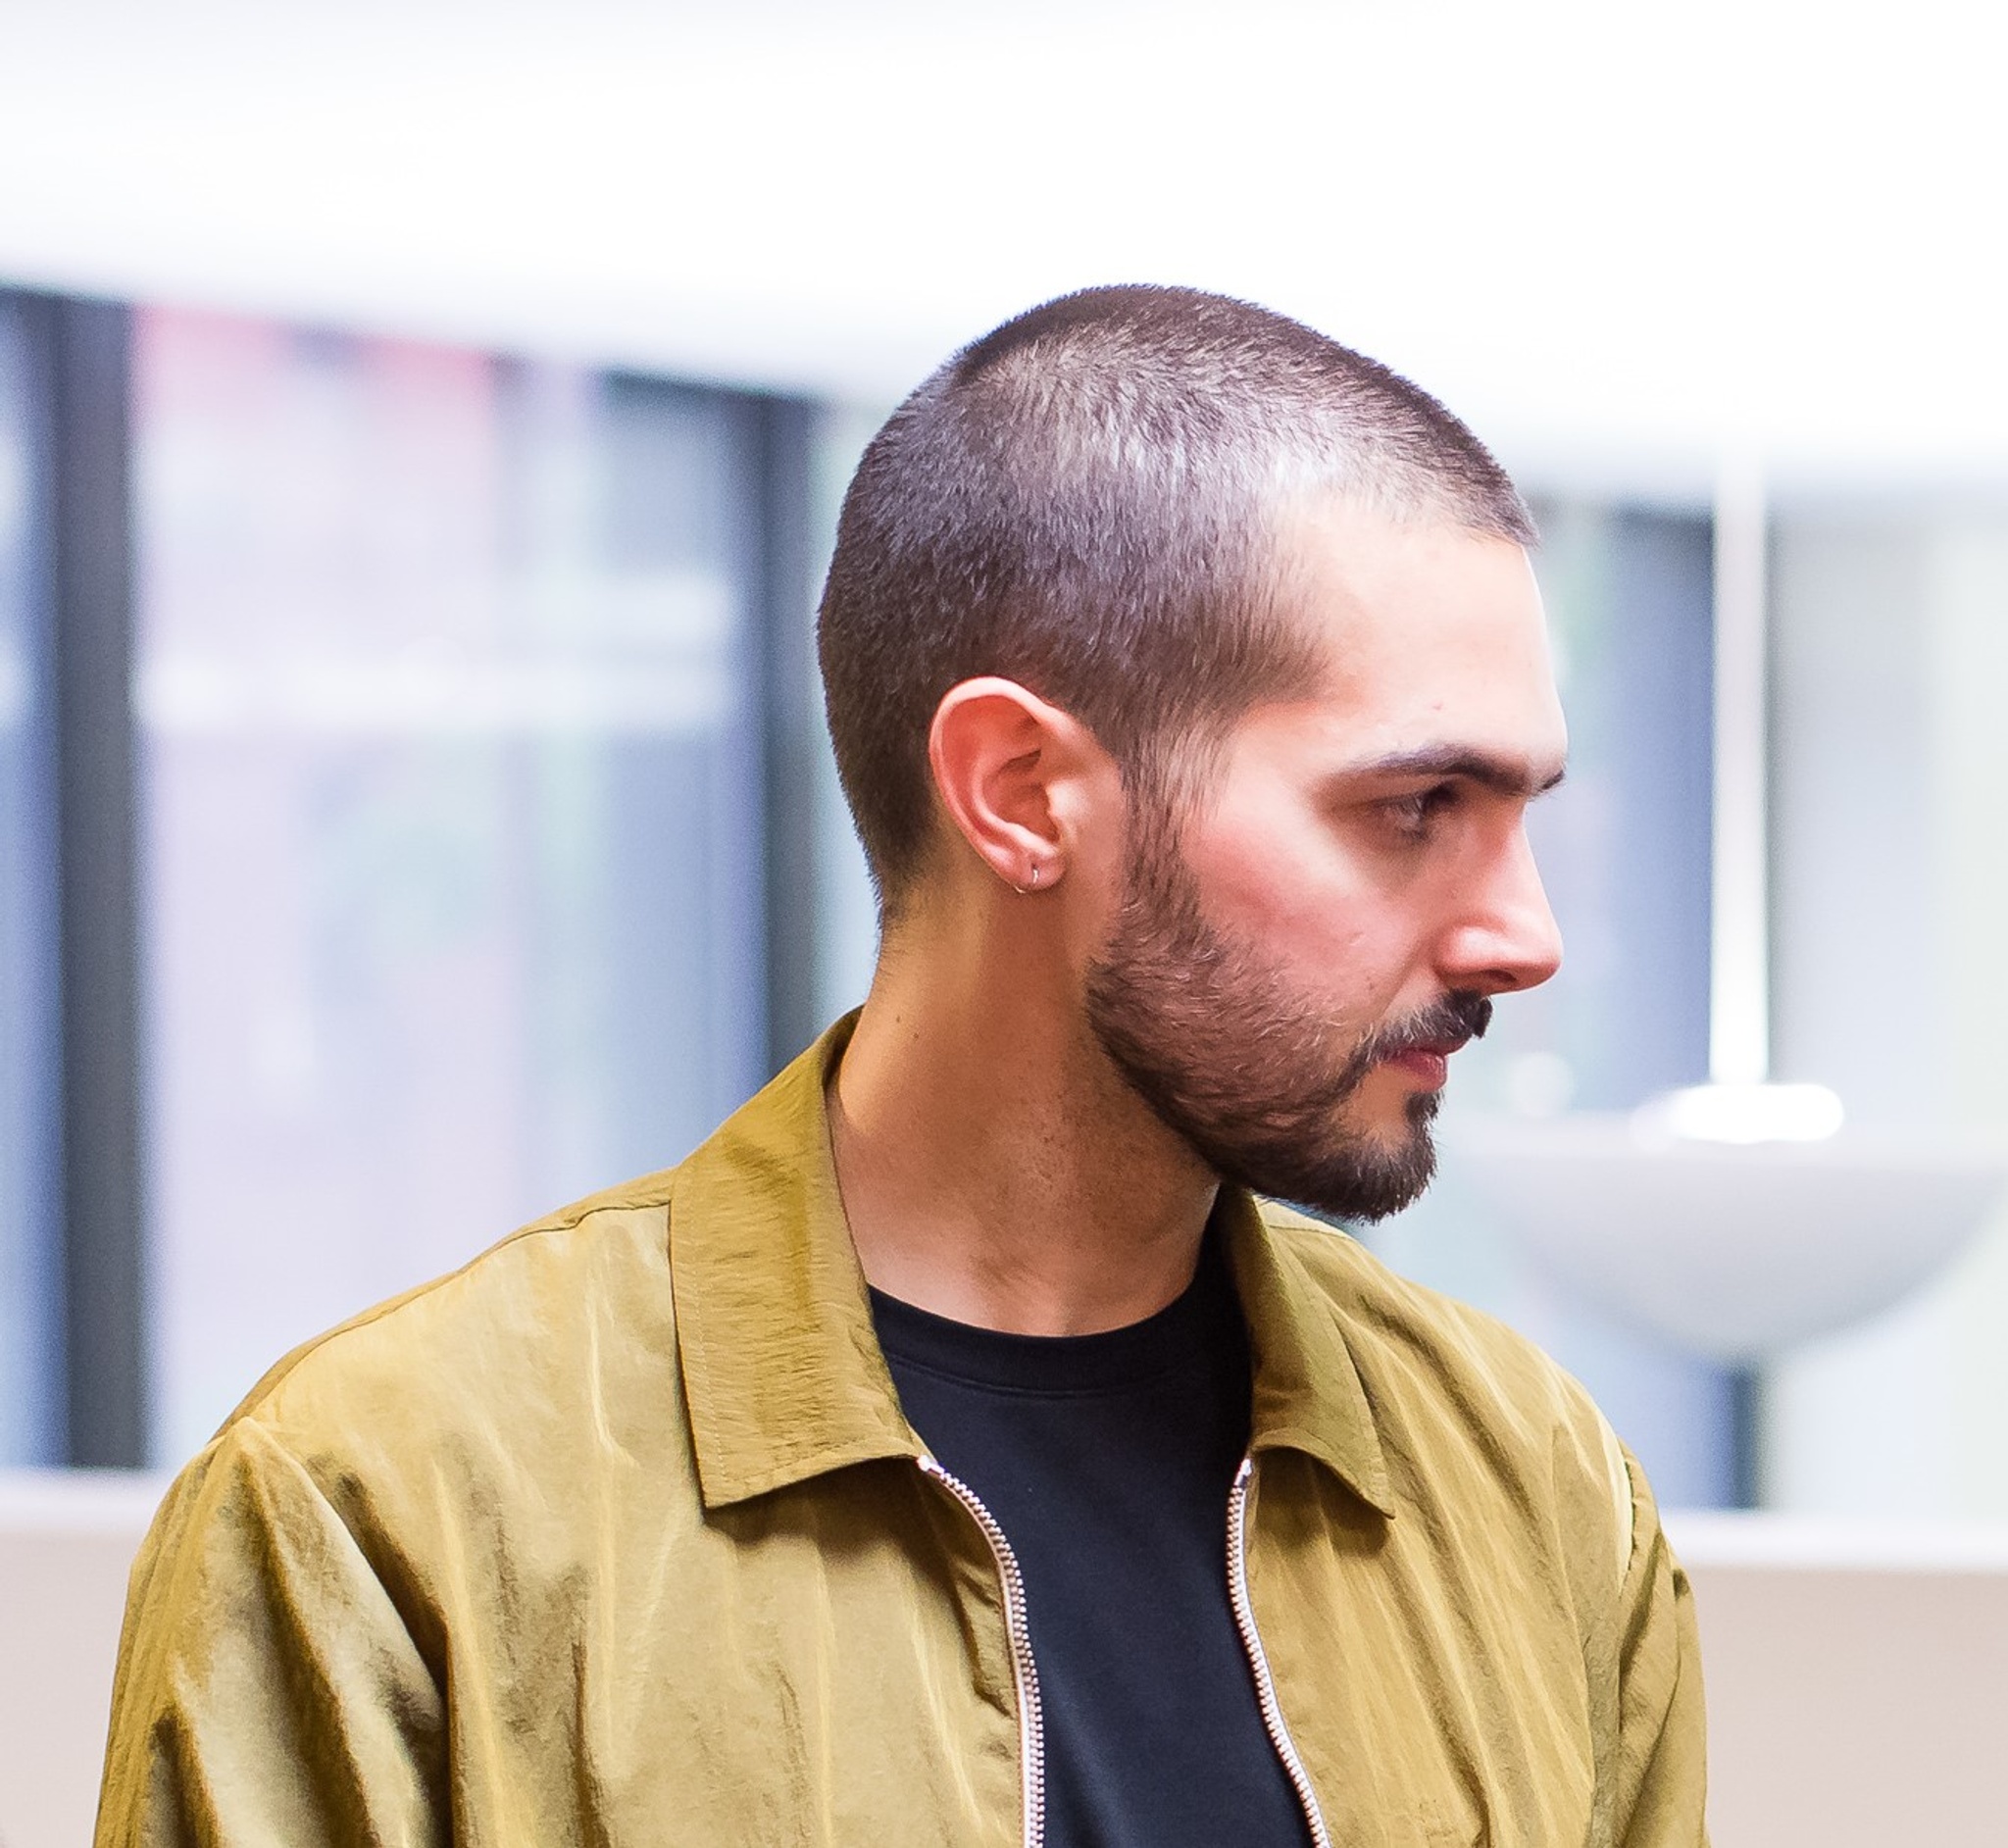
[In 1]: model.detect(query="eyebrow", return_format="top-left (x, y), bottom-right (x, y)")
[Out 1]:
top-left (1343, 745), bottom-right (1568, 801)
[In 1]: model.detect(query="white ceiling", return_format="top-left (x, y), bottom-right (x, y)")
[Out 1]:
top-left (1, 0), bottom-right (2002, 486)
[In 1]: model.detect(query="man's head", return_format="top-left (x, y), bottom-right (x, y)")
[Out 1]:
top-left (818, 285), bottom-right (1565, 1220)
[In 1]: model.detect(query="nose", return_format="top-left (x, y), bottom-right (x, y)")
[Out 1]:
top-left (1436, 822), bottom-right (1563, 998)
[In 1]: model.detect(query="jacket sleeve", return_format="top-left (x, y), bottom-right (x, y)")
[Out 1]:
top-left (94, 1417), bottom-right (448, 1848)
top-left (1608, 1445), bottom-right (1710, 1847)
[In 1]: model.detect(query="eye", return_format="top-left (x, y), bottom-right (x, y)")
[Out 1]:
top-left (1380, 782), bottom-right (1463, 841)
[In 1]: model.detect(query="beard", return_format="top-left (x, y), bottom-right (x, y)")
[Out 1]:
top-left (1082, 802), bottom-right (1491, 1224)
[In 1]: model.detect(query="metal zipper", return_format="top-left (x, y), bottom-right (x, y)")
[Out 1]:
top-left (919, 1455), bottom-right (1047, 1848)
top-left (1228, 1454), bottom-right (1332, 1848)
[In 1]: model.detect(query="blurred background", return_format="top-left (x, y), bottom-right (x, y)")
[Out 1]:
top-left (4, 0), bottom-right (2003, 1509)
top-left (2, 1), bottom-right (2007, 1837)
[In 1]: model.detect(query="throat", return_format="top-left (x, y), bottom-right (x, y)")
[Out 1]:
top-left (826, 1006), bottom-right (1219, 1337)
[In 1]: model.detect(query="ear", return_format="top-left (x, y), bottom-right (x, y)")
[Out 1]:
top-left (927, 677), bottom-right (1110, 894)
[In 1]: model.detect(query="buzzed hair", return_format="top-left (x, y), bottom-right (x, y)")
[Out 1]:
top-left (817, 283), bottom-right (1534, 912)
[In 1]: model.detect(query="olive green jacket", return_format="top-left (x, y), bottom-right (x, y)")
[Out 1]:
top-left (97, 1023), bottom-right (1706, 1847)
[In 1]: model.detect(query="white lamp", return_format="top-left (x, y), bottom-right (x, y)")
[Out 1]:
top-left (1450, 1115), bottom-right (2005, 1364)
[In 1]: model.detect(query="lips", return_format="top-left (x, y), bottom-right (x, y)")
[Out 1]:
top-left (1367, 993), bottom-right (1491, 1089)
top-left (1401, 1034), bottom-right (1473, 1061)
top-left (1381, 1004), bottom-right (1493, 1076)
top-left (1382, 1041), bottom-right (1466, 1089)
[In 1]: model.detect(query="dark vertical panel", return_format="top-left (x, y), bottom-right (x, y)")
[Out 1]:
top-left (0, 292), bottom-right (66, 1463)
top-left (24, 294), bottom-right (148, 1466)
top-left (1600, 509), bottom-right (1717, 1099)
top-left (1729, 1370), bottom-right (1764, 1510)
top-left (748, 395), bottom-right (822, 1074)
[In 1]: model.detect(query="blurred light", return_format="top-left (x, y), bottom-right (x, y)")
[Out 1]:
top-left (1632, 1081), bottom-right (1846, 1146)
top-left (1505, 1050), bottom-right (1578, 1119)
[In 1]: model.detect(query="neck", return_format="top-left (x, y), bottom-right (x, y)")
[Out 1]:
top-left (828, 919), bottom-right (1218, 1336)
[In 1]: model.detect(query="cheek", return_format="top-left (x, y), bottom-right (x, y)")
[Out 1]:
top-left (1186, 791), bottom-right (1350, 927)
top-left (1186, 825), bottom-right (1413, 1012)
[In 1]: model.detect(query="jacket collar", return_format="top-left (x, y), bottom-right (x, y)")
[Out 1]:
top-left (1219, 1187), bottom-right (1394, 1515)
top-left (672, 1014), bottom-right (1392, 1518)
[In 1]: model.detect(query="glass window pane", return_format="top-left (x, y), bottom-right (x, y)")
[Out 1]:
top-left (135, 311), bottom-right (765, 1464)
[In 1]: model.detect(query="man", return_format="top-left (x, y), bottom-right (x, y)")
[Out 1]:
top-left (98, 285), bottom-right (1706, 1846)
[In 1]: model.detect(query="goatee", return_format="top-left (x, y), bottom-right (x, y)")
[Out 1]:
top-left (1083, 810), bottom-right (1489, 1223)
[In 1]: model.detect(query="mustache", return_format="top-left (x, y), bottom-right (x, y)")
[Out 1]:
top-left (1360, 991), bottom-right (1493, 1062)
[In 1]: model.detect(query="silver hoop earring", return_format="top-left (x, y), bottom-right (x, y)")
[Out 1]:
top-left (1028, 863), bottom-right (1041, 891)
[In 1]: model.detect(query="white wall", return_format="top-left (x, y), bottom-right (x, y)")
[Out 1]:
top-left (0, 1472), bottom-right (170, 1848)
top-left (1764, 506), bottom-right (2008, 1516)
top-left (0, 0), bottom-right (2004, 486)
top-left (1673, 1512), bottom-right (2008, 1847)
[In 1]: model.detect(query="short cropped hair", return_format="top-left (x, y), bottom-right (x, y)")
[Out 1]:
top-left (817, 283), bottom-right (1534, 912)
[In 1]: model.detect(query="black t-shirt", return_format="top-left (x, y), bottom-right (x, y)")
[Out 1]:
top-left (870, 1236), bottom-right (1314, 1848)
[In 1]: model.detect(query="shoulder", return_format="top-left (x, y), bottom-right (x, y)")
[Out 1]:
top-left (1256, 1200), bottom-right (1636, 1572)
top-left (244, 1170), bottom-right (679, 1422)
top-left (110, 1172), bottom-right (703, 1819)
top-left (176, 1169), bottom-right (694, 1543)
